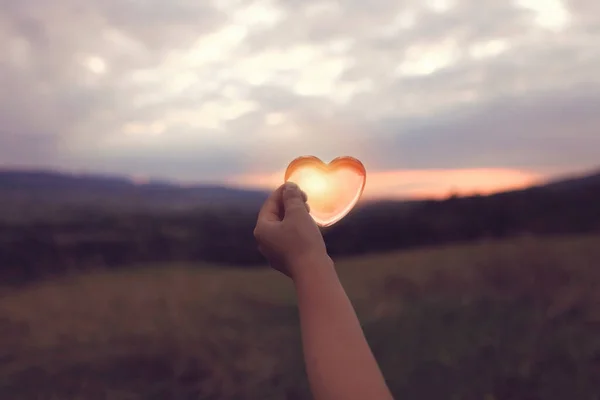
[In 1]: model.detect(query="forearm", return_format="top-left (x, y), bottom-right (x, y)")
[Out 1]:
top-left (292, 255), bottom-right (393, 400)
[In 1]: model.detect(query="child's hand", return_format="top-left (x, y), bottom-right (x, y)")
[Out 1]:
top-left (254, 182), bottom-right (329, 278)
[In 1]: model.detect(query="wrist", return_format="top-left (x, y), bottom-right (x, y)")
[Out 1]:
top-left (288, 251), bottom-right (335, 282)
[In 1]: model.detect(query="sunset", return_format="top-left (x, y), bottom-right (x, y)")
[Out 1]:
top-left (1, 0), bottom-right (599, 195)
top-left (229, 165), bottom-right (546, 199)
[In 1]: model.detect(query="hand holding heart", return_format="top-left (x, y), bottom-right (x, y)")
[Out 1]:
top-left (254, 182), bottom-right (330, 279)
top-left (254, 156), bottom-right (365, 276)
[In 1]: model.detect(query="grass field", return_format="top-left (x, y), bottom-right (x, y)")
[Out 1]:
top-left (0, 234), bottom-right (599, 399)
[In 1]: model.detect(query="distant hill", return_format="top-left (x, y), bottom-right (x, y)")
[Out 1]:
top-left (538, 170), bottom-right (600, 192)
top-left (0, 170), bottom-right (269, 220)
top-left (0, 167), bottom-right (599, 281)
top-left (0, 167), bottom-right (420, 225)
top-left (1, 166), bottom-right (599, 221)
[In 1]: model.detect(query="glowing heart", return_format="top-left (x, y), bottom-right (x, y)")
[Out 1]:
top-left (284, 156), bottom-right (366, 227)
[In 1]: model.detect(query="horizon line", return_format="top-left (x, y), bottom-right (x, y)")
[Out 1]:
top-left (0, 164), bottom-right (598, 201)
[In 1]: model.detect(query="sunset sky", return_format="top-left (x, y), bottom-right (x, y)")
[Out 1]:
top-left (1, 0), bottom-right (599, 199)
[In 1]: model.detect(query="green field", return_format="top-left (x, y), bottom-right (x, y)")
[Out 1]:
top-left (1, 235), bottom-right (599, 399)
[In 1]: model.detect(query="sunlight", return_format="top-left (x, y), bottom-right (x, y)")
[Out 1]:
top-left (290, 167), bottom-right (332, 206)
top-left (516, 0), bottom-right (571, 31)
top-left (396, 37), bottom-right (460, 76)
top-left (85, 56), bottom-right (107, 75)
top-left (233, 0), bottom-right (285, 28)
top-left (228, 168), bottom-right (545, 200)
top-left (122, 121), bottom-right (166, 136)
top-left (158, 99), bottom-right (258, 131)
top-left (265, 112), bottom-right (285, 126)
top-left (426, 0), bottom-right (456, 13)
top-left (378, 9), bottom-right (417, 37)
top-left (469, 39), bottom-right (510, 60)
top-left (305, 1), bottom-right (340, 18)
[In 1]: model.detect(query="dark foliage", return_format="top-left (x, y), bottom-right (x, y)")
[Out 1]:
top-left (0, 171), bottom-right (599, 285)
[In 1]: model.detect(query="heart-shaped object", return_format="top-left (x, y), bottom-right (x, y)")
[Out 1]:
top-left (284, 156), bottom-right (366, 227)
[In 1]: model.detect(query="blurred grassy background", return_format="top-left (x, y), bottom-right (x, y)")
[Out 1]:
top-left (0, 234), bottom-right (599, 399)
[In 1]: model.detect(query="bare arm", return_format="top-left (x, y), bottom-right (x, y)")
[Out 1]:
top-left (254, 182), bottom-right (393, 400)
top-left (292, 254), bottom-right (393, 400)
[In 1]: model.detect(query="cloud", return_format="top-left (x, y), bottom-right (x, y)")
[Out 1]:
top-left (0, 0), bottom-right (599, 193)
top-left (367, 85), bottom-right (600, 172)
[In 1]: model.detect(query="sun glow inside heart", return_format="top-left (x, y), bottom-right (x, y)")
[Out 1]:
top-left (284, 156), bottom-right (366, 227)
top-left (301, 168), bottom-right (329, 200)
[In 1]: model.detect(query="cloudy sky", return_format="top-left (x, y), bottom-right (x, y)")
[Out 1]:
top-left (1, 0), bottom-right (599, 198)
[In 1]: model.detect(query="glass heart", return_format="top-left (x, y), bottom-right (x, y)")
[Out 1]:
top-left (284, 156), bottom-right (367, 227)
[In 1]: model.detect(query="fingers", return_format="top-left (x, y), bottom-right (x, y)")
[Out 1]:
top-left (257, 182), bottom-right (311, 226)
top-left (257, 184), bottom-right (286, 222)
top-left (301, 189), bottom-right (310, 212)
top-left (282, 182), bottom-right (309, 218)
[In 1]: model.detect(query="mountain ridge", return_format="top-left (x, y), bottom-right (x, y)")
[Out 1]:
top-left (0, 169), bottom-right (270, 217)
top-left (1, 166), bottom-right (599, 214)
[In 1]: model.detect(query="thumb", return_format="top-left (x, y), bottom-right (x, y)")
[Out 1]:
top-left (282, 182), bottom-right (308, 217)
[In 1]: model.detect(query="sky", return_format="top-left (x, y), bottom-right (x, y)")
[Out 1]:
top-left (1, 0), bottom-right (599, 199)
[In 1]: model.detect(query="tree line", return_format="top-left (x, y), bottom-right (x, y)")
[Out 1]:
top-left (1, 182), bottom-right (599, 285)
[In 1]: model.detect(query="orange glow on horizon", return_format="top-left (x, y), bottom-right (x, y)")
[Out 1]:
top-left (227, 167), bottom-right (545, 200)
